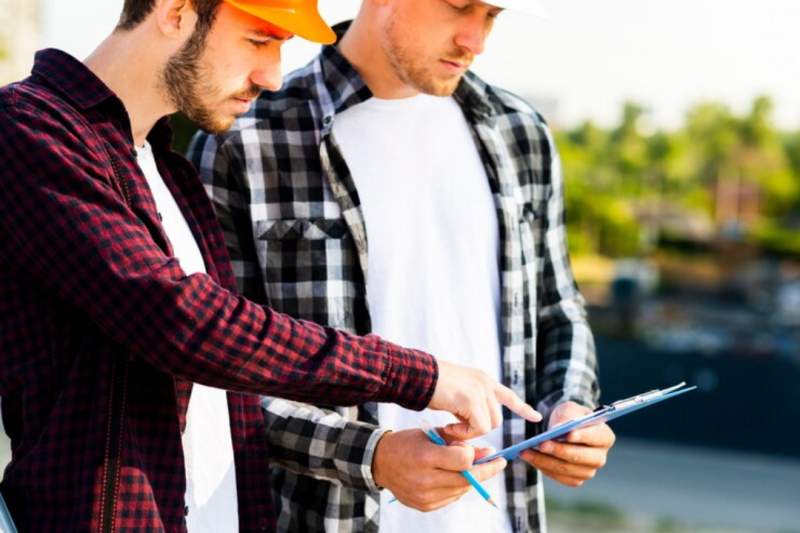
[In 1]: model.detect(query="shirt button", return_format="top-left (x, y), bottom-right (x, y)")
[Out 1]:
top-left (323, 115), bottom-right (333, 126)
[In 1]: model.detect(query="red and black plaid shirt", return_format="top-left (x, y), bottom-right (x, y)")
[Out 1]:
top-left (0, 49), bottom-right (437, 533)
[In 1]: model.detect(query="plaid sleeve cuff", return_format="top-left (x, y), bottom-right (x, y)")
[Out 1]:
top-left (261, 397), bottom-right (391, 491)
top-left (373, 339), bottom-right (438, 411)
top-left (361, 427), bottom-right (393, 492)
top-left (330, 420), bottom-right (391, 492)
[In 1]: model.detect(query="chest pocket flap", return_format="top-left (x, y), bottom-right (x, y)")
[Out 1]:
top-left (258, 218), bottom-right (350, 241)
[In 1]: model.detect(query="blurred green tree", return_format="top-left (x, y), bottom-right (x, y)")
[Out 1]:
top-left (556, 96), bottom-right (798, 260)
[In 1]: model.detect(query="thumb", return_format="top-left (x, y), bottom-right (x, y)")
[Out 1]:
top-left (472, 446), bottom-right (498, 463)
top-left (548, 401), bottom-right (593, 429)
top-left (443, 421), bottom-right (476, 440)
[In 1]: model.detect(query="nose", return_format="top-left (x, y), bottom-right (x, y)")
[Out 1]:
top-left (453, 12), bottom-right (492, 56)
top-left (250, 47), bottom-right (284, 91)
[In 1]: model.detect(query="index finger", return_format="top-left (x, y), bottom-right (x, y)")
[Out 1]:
top-left (493, 384), bottom-right (542, 423)
top-left (427, 440), bottom-right (476, 472)
top-left (467, 456), bottom-right (507, 482)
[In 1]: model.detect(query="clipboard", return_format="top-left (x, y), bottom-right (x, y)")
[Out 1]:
top-left (474, 382), bottom-right (696, 464)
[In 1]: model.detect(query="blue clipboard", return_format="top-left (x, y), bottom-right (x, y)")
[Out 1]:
top-left (475, 382), bottom-right (696, 464)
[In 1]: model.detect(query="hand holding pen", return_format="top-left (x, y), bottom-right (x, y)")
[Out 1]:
top-left (376, 419), bottom-right (509, 511)
top-left (416, 419), bottom-right (501, 508)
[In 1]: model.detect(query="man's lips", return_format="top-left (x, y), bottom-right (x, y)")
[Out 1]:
top-left (441, 59), bottom-right (471, 73)
top-left (231, 97), bottom-right (255, 113)
top-left (231, 85), bottom-right (263, 103)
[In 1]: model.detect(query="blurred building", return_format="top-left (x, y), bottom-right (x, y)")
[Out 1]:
top-left (0, 0), bottom-right (40, 84)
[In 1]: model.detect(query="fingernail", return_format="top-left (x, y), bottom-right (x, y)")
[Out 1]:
top-left (540, 442), bottom-right (554, 453)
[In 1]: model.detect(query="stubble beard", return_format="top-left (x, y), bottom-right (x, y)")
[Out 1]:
top-left (382, 17), bottom-right (471, 98)
top-left (158, 30), bottom-right (234, 135)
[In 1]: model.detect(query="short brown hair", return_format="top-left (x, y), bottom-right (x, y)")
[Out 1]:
top-left (117, 0), bottom-right (223, 31)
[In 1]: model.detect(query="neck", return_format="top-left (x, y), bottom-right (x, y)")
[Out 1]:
top-left (337, 15), bottom-right (419, 100)
top-left (84, 28), bottom-right (176, 148)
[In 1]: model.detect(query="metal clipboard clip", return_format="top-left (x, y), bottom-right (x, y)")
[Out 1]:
top-left (604, 382), bottom-right (691, 412)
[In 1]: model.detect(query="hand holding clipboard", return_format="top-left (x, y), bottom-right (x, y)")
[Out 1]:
top-left (475, 382), bottom-right (696, 464)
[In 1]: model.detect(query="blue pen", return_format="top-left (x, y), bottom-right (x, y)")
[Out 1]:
top-left (416, 419), bottom-right (499, 509)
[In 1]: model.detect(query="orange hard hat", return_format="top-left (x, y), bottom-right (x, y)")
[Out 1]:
top-left (223, 0), bottom-right (336, 44)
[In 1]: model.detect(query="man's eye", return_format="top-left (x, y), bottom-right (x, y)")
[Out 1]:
top-left (446, 0), bottom-right (470, 11)
top-left (248, 39), bottom-right (270, 48)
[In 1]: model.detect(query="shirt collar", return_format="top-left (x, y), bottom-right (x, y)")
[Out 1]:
top-left (453, 72), bottom-right (496, 122)
top-left (314, 21), bottom-right (374, 117)
top-left (31, 48), bottom-right (176, 151)
top-left (31, 49), bottom-right (118, 111)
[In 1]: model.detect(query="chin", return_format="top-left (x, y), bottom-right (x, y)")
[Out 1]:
top-left (197, 117), bottom-right (236, 135)
top-left (425, 81), bottom-right (460, 97)
top-left (415, 73), bottom-right (461, 97)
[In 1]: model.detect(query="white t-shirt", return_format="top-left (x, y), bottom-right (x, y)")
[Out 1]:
top-left (333, 95), bottom-right (511, 533)
top-left (136, 142), bottom-right (239, 533)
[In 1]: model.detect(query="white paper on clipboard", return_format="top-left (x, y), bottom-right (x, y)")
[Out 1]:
top-left (474, 382), bottom-right (696, 464)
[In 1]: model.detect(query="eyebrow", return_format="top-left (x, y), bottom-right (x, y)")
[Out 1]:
top-left (249, 29), bottom-right (294, 42)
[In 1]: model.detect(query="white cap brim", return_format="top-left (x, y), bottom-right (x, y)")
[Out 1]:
top-left (487, 0), bottom-right (548, 19)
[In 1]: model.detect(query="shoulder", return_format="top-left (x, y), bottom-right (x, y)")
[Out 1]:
top-left (2, 76), bottom-right (69, 121)
top-left (461, 72), bottom-right (557, 162)
top-left (461, 72), bottom-right (556, 153)
top-left (0, 76), bottom-right (100, 153)
top-left (463, 72), bottom-right (550, 128)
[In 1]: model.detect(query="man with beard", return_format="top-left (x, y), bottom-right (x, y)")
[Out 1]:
top-left (0, 0), bottom-right (543, 531)
top-left (190, 0), bottom-right (617, 531)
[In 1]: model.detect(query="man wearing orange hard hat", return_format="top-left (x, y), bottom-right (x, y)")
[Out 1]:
top-left (0, 0), bottom-right (545, 531)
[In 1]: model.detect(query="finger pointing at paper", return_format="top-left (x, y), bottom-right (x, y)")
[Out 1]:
top-left (521, 401), bottom-right (616, 487)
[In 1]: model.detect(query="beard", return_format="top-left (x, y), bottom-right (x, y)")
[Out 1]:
top-left (382, 16), bottom-right (472, 97)
top-left (158, 30), bottom-right (262, 134)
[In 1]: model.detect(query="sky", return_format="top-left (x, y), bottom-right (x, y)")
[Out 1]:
top-left (39, 0), bottom-right (800, 130)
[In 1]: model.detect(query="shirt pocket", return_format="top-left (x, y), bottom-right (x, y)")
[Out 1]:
top-left (258, 218), bottom-right (351, 241)
top-left (255, 218), bottom-right (359, 330)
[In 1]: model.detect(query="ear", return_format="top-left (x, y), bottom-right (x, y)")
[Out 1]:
top-left (154, 0), bottom-right (197, 39)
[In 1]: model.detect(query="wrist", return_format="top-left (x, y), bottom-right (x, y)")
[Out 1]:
top-left (371, 430), bottom-right (394, 491)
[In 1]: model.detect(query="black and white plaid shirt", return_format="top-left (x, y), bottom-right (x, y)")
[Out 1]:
top-left (188, 24), bottom-right (599, 533)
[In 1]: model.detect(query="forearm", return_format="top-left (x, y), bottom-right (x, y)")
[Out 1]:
top-left (534, 132), bottom-right (600, 422)
top-left (535, 302), bottom-right (599, 421)
top-left (261, 397), bottom-right (388, 491)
